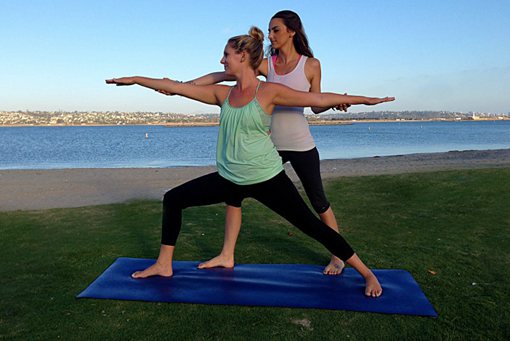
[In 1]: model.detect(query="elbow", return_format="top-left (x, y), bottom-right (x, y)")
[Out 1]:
top-left (311, 107), bottom-right (322, 114)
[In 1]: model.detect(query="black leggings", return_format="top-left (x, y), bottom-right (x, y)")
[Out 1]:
top-left (279, 147), bottom-right (330, 214)
top-left (161, 171), bottom-right (354, 261)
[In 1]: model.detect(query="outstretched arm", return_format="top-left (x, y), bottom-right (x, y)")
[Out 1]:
top-left (106, 76), bottom-right (228, 106)
top-left (157, 72), bottom-right (235, 96)
top-left (270, 82), bottom-right (394, 109)
top-left (180, 57), bottom-right (267, 87)
top-left (158, 57), bottom-right (267, 95)
top-left (190, 72), bottom-right (235, 85)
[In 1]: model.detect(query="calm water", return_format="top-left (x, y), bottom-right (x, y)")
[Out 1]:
top-left (1, 121), bottom-right (509, 170)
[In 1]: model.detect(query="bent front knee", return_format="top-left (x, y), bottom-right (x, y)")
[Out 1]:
top-left (163, 188), bottom-right (180, 208)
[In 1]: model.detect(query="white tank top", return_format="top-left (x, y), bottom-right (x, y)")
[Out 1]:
top-left (267, 55), bottom-right (315, 151)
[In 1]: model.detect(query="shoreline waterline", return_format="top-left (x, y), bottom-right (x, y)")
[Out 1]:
top-left (1, 149), bottom-right (509, 212)
top-left (1, 118), bottom-right (508, 128)
top-left (2, 121), bottom-right (509, 170)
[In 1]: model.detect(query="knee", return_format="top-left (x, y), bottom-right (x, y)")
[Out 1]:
top-left (163, 188), bottom-right (180, 208)
top-left (311, 200), bottom-right (330, 214)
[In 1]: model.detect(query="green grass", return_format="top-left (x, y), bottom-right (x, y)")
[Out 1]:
top-left (1, 168), bottom-right (509, 340)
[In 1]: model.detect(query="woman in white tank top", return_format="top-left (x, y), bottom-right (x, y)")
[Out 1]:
top-left (171, 11), bottom-right (349, 276)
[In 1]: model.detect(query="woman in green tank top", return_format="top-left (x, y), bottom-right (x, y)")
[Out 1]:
top-left (106, 26), bottom-right (393, 297)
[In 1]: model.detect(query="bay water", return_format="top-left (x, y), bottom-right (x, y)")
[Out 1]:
top-left (1, 120), bottom-right (509, 170)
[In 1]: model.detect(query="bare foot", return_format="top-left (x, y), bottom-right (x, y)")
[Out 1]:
top-left (131, 262), bottom-right (173, 279)
top-left (364, 273), bottom-right (383, 297)
top-left (323, 256), bottom-right (345, 275)
top-left (198, 254), bottom-right (234, 269)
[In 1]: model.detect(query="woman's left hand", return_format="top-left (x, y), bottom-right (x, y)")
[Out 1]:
top-left (105, 77), bottom-right (136, 86)
top-left (367, 96), bottom-right (395, 105)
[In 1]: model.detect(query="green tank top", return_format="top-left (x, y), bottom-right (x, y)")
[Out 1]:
top-left (217, 81), bottom-right (283, 185)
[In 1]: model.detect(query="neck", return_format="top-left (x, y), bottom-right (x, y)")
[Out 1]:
top-left (276, 43), bottom-right (299, 64)
top-left (234, 68), bottom-right (259, 91)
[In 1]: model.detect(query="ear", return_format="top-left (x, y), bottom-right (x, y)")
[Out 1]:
top-left (240, 52), bottom-right (246, 63)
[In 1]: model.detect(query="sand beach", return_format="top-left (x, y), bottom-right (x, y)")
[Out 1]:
top-left (1, 148), bottom-right (509, 212)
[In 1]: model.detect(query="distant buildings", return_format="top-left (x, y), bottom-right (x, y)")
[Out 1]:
top-left (0, 110), bottom-right (220, 126)
top-left (0, 110), bottom-right (508, 126)
top-left (311, 110), bottom-right (510, 122)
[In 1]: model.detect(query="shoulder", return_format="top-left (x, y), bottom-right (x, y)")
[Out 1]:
top-left (215, 84), bottom-right (231, 92)
top-left (304, 57), bottom-right (321, 85)
top-left (260, 81), bottom-right (286, 91)
top-left (305, 57), bottom-right (321, 73)
top-left (259, 81), bottom-right (289, 98)
top-left (257, 58), bottom-right (269, 77)
top-left (214, 84), bottom-right (233, 102)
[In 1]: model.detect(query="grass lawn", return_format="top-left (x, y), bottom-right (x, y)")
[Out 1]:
top-left (1, 168), bottom-right (509, 340)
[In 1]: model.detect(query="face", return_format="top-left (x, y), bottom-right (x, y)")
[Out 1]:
top-left (268, 18), bottom-right (295, 49)
top-left (220, 44), bottom-right (244, 75)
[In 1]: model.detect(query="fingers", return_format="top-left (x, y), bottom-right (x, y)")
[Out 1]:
top-left (333, 104), bottom-right (349, 112)
top-left (105, 78), bottom-right (124, 86)
top-left (156, 89), bottom-right (174, 96)
top-left (105, 77), bottom-right (133, 86)
top-left (339, 93), bottom-right (350, 112)
top-left (371, 96), bottom-right (395, 105)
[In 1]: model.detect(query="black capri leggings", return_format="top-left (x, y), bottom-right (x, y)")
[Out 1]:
top-left (279, 147), bottom-right (330, 214)
top-left (161, 171), bottom-right (355, 261)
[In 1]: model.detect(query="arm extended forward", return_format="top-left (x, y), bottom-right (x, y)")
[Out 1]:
top-left (106, 76), bottom-right (226, 106)
top-left (272, 83), bottom-right (394, 108)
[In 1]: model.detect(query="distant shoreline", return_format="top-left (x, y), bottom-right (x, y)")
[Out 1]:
top-left (1, 118), bottom-right (508, 128)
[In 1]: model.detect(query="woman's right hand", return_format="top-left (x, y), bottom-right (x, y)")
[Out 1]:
top-left (333, 93), bottom-right (351, 112)
top-left (156, 89), bottom-right (175, 96)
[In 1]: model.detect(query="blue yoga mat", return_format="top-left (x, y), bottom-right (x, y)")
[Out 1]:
top-left (77, 257), bottom-right (437, 316)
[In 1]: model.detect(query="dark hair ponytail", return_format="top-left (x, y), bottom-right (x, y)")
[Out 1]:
top-left (270, 10), bottom-right (313, 57)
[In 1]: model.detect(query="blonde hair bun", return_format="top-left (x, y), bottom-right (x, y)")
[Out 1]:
top-left (228, 27), bottom-right (265, 69)
top-left (248, 26), bottom-right (264, 44)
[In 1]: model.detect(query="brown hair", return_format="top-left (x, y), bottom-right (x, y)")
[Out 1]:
top-left (270, 10), bottom-right (313, 57)
top-left (227, 26), bottom-right (265, 69)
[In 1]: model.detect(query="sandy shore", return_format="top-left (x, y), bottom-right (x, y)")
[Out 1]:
top-left (1, 148), bottom-right (509, 212)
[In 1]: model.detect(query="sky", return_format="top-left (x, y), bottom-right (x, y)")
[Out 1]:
top-left (1, 0), bottom-right (509, 114)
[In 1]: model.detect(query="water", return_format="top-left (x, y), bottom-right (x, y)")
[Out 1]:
top-left (1, 121), bottom-right (509, 170)
top-left (315, 120), bottom-right (510, 159)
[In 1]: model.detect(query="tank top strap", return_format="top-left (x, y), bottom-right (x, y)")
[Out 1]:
top-left (225, 86), bottom-right (234, 102)
top-left (254, 80), bottom-right (261, 95)
top-left (224, 81), bottom-right (261, 105)
top-left (297, 55), bottom-right (307, 70)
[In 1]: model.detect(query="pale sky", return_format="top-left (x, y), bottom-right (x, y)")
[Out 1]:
top-left (1, 0), bottom-right (509, 114)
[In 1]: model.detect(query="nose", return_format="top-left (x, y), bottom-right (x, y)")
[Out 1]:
top-left (220, 56), bottom-right (225, 64)
top-left (268, 31), bottom-right (274, 40)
